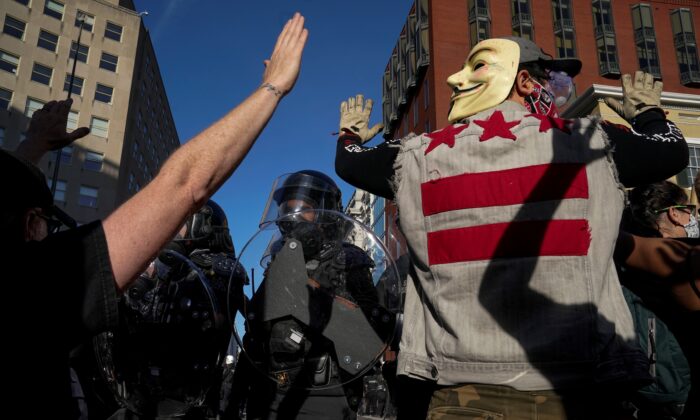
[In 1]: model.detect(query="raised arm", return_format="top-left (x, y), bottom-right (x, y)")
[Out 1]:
top-left (334, 95), bottom-right (398, 199)
top-left (104, 13), bottom-right (308, 289)
top-left (602, 71), bottom-right (688, 187)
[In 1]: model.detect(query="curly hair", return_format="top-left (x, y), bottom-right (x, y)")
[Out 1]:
top-left (622, 181), bottom-right (689, 238)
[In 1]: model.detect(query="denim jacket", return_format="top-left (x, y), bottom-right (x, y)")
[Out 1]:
top-left (393, 102), bottom-right (648, 390)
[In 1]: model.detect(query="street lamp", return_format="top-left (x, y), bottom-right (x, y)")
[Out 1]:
top-left (49, 11), bottom-right (86, 197)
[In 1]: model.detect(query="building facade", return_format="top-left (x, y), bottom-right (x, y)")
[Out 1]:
top-left (0, 0), bottom-right (179, 224)
top-left (378, 0), bottom-right (700, 255)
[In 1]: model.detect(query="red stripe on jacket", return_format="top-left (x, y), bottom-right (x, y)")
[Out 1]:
top-left (427, 220), bottom-right (591, 264)
top-left (421, 163), bottom-right (588, 216)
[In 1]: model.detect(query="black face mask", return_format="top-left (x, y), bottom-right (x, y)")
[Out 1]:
top-left (285, 221), bottom-right (324, 258)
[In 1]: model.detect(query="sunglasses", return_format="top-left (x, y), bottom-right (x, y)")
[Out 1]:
top-left (37, 213), bottom-right (64, 234)
top-left (654, 204), bottom-right (697, 217)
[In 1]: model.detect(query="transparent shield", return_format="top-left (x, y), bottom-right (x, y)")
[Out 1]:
top-left (232, 210), bottom-right (401, 390)
top-left (94, 250), bottom-right (231, 417)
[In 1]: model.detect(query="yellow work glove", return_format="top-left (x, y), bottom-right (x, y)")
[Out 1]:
top-left (604, 71), bottom-right (663, 121)
top-left (339, 94), bottom-right (383, 144)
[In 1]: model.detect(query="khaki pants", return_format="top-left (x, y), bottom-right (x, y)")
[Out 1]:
top-left (426, 383), bottom-right (635, 420)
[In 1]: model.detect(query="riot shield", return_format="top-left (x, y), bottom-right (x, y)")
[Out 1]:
top-left (94, 250), bottom-right (232, 417)
top-left (233, 209), bottom-right (401, 390)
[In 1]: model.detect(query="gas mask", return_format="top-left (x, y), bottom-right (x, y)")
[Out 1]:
top-left (524, 71), bottom-right (573, 118)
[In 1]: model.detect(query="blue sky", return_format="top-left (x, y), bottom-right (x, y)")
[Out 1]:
top-left (134, 0), bottom-right (415, 258)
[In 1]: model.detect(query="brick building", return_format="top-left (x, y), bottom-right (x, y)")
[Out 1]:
top-left (375, 0), bottom-right (700, 257)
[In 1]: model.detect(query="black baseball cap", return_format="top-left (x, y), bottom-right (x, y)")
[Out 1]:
top-left (499, 36), bottom-right (582, 77)
top-left (0, 149), bottom-right (77, 228)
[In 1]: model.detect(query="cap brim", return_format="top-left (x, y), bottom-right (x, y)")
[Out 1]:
top-left (49, 205), bottom-right (78, 229)
top-left (548, 58), bottom-right (582, 77)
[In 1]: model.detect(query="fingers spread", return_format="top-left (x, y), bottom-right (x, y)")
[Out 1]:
top-left (340, 101), bottom-right (348, 114)
top-left (348, 96), bottom-right (356, 110)
top-left (68, 127), bottom-right (90, 141)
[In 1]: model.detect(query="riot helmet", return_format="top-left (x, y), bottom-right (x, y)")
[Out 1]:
top-left (173, 199), bottom-right (234, 254)
top-left (260, 170), bottom-right (342, 228)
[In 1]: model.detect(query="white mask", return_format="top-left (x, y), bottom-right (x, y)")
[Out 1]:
top-left (446, 39), bottom-right (519, 122)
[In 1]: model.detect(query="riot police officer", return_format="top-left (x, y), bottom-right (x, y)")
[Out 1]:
top-left (230, 170), bottom-right (395, 420)
top-left (97, 200), bottom-right (247, 420)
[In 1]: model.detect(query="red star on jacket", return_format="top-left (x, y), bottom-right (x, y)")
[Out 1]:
top-left (424, 123), bottom-right (470, 155)
top-left (526, 113), bottom-right (573, 134)
top-left (473, 110), bottom-right (520, 142)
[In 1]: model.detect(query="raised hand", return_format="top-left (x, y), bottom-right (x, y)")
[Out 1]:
top-left (261, 13), bottom-right (308, 97)
top-left (604, 71), bottom-right (663, 121)
top-left (339, 94), bottom-right (384, 144)
top-left (16, 99), bottom-right (90, 164)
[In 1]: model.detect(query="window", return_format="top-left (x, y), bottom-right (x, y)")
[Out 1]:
top-left (31, 63), bottom-right (53, 85)
top-left (37, 30), bottom-right (59, 52)
top-left (48, 179), bottom-right (67, 202)
top-left (24, 98), bottom-right (45, 117)
top-left (678, 141), bottom-right (700, 188)
top-left (0, 127), bottom-right (4, 146)
top-left (511, 0), bottom-right (533, 40)
top-left (67, 110), bottom-right (78, 131)
top-left (79, 185), bottom-right (98, 208)
top-left (43, 0), bottom-right (64, 20)
top-left (3, 15), bottom-right (26, 40)
top-left (70, 42), bottom-right (89, 63)
top-left (632, 4), bottom-right (661, 77)
top-left (75, 11), bottom-right (94, 32)
top-left (671, 9), bottom-right (700, 85)
top-left (63, 74), bottom-right (84, 96)
top-left (105, 22), bottom-right (123, 42)
top-left (468, 0), bottom-right (491, 47)
top-left (0, 51), bottom-right (19, 74)
top-left (552, 0), bottom-right (576, 58)
top-left (99, 52), bottom-right (118, 72)
top-left (84, 151), bottom-right (103, 171)
top-left (90, 116), bottom-right (109, 138)
top-left (94, 84), bottom-right (113, 103)
top-left (0, 88), bottom-right (11, 110)
top-left (592, 0), bottom-right (620, 76)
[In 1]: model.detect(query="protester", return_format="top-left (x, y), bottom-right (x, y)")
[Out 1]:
top-left (617, 182), bottom-right (700, 419)
top-left (1, 13), bottom-right (307, 418)
top-left (333, 36), bottom-right (688, 419)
